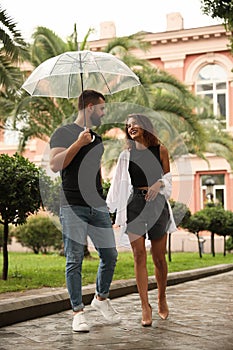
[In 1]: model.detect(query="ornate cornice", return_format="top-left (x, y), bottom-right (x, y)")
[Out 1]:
top-left (88, 24), bottom-right (231, 52)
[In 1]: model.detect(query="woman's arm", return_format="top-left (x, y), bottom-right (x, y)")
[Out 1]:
top-left (160, 144), bottom-right (170, 175)
top-left (145, 145), bottom-right (171, 201)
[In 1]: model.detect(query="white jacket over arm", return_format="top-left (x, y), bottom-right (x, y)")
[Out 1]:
top-left (106, 150), bottom-right (132, 226)
top-left (106, 149), bottom-right (177, 234)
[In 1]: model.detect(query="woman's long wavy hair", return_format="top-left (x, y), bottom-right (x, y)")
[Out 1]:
top-left (124, 114), bottom-right (160, 149)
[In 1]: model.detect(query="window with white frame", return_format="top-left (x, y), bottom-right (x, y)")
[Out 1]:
top-left (200, 174), bottom-right (226, 209)
top-left (196, 64), bottom-right (228, 129)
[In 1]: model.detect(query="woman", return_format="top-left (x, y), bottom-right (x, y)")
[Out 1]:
top-left (107, 114), bottom-right (176, 327)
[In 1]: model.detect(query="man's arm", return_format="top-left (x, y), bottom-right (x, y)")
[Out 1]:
top-left (49, 128), bottom-right (92, 173)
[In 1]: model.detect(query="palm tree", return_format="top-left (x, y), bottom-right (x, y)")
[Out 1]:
top-left (0, 5), bottom-right (29, 125)
top-left (30, 27), bottom-right (67, 66)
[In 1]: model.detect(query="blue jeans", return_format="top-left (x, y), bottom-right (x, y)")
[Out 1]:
top-left (60, 205), bottom-right (118, 312)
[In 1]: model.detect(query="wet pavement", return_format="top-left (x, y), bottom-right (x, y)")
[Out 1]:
top-left (0, 267), bottom-right (233, 350)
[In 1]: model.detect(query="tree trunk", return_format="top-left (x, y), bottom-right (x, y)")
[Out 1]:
top-left (2, 221), bottom-right (9, 280)
top-left (223, 236), bottom-right (226, 256)
top-left (211, 232), bottom-right (215, 257)
top-left (168, 232), bottom-right (172, 262)
top-left (196, 232), bottom-right (202, 258)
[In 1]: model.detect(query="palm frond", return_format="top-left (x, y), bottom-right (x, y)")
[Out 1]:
top-left (0, 6), bottom-right (29, 61)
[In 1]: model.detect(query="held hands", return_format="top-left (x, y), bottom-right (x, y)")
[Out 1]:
top-left (145, 181), bottom-right (162, 202)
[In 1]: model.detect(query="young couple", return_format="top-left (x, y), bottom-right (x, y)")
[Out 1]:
top-left (49, 89), bottom-right (176, 332)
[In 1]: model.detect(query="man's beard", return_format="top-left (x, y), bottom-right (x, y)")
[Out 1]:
top-left (90, 113), bottom-right (101, 127)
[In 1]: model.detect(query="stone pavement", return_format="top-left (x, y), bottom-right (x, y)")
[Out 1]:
top-left (0, 265), bottom-right (233, 350)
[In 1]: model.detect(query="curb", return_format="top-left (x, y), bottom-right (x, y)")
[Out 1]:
top-left (1, 264), bottom-right (233, 328)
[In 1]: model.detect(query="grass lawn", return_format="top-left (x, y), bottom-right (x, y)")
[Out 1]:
top-left (0, 251), bottom-right (233, 293)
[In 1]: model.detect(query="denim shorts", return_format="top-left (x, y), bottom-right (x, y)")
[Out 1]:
top-left (126, 192), bottom-right (170, 240)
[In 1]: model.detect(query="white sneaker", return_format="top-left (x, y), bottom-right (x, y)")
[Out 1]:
top-left (72, 311), bottom-right (90, 332)
top-left (91, 297), bottom-right (121, 323)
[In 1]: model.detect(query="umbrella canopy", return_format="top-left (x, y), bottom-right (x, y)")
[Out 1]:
top-left (21, 50), bottom-right (141, 98)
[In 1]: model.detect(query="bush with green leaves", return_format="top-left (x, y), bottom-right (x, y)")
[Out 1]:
top-left (226, 236), bottom-right (233, 252)
top-left (14, 214), bottom-right (62, 254)
top-left (169, 199), bottom-right (191, 228)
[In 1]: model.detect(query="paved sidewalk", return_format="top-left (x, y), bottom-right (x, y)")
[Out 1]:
top-left (1, 264), bottom-right (233, 328)
top-left (0, 265), bottom-right (233, 349)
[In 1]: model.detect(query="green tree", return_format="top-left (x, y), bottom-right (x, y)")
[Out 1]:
top-left (14, 214), bottom-right (62, 254)
top-left (183, 210), bottom-right (210, 258)
top-left (0, 153), bottom-right (42, 280)
top-left (204, 204), bottom-right (228, 257)
top-left (218, 210), bottom-right (233, 256)
top-left (201, 0), bottom-right (233, 53)
top-left (184, 204), bottom-right (233, 257)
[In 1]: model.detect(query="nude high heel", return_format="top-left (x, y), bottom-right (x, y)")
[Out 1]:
top-left (158, 298), bottom-right (169, 320)
top-left (141, 304), bottom-right (152, 327)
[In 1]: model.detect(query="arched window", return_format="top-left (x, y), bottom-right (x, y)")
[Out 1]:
top-left (196, 64), bottom-right (228, 128)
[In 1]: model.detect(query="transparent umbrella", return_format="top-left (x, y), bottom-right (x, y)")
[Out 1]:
top-left (22, 49), bottom-right (140, 100)
top-left (22, 50), bottom-right (141, 127)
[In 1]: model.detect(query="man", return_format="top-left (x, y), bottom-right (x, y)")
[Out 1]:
top-left (49, 90), bottom-right (120, 333)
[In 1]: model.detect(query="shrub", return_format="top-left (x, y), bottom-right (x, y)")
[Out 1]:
top-left (169, 199), bottom-right (191, 228)
top-left (226, 236), bottom-right (233, 252)
top-left (14, 214), bottom-right (62, 254)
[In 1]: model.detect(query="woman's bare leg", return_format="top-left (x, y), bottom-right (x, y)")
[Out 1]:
top-left (151, 234), bottom-right (169, 319)
top-left (129, 233), bottom-right (152, 326)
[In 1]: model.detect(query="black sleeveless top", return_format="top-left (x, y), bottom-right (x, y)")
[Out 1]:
top-left (128, 145), bottom-right (163, 188)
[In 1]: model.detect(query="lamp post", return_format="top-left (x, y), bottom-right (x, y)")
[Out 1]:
top-left (205, 177), bottom-right (215, 203)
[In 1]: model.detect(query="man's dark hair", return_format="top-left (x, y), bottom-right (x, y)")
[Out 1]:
top-left (78, 90), bottom-right (105, 110)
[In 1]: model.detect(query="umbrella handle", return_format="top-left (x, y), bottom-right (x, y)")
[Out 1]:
top-left (84, 127), bottom-right (95, 143)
